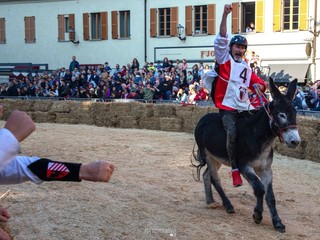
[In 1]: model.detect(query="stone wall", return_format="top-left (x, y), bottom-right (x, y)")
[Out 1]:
top-left (1, 99), bottom-right (319, 163)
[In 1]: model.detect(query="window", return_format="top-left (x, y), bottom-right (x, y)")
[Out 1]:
top-left (283, 0), bottom-right (299, 30)
top-left (231, 1), bottom-right (264, 34)
top-left (150, 7), bottom-right (178, 38)
top-left (111, 10), bottom-right (131, 39)
top-left (0, 18), bottom-right (5, 43)
top-left (185, 4), bottom-right (216, 36)
top-left (273, 0), bottom-right (308, 32)
top-left (83, 12), bottom-right (108, 41)
top-left (119, 11), bottom-right (130, 38)
top-left (58, 14), bottom-right (75, 42)
top-left (194, 5), bottom-right (207, 34)
top-left (159, 8), bottom-right (171, 36)
top-left (24, 16), bottom-right (36, 43)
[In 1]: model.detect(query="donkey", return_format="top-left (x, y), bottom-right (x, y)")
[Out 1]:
top-left (193, 78), bottom-right (301, 232)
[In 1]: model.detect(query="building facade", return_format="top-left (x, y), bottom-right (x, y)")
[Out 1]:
top-left (0, 0), bottom-right (318, 83)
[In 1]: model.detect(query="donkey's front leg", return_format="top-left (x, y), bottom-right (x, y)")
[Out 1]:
top-left (260, 168), bottom-right (285, 233)
top-left (242, 166), bottom-right (265, 224)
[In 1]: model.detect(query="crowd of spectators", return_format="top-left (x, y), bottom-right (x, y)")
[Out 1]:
top-left (0, 56), bottom-right (213, 105)
top-left (293, 80), bottom-right (320, 111)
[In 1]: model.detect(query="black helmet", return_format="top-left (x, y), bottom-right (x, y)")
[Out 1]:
top-left (229, 35), bottom-right (248, 49)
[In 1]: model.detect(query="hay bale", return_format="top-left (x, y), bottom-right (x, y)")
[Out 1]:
top-left (160, 117), bottom-right (182, 132)
top-left (32, 100), bottom-right (53, 112)
top-left (51, 101), bottom-right (72, 113)
top-left (31, 111), bottom-right (54, 123)
top-left (139, 117), bottom-right (161, 130)
top-left (118, 116), bottom-right (140, 128)
top-left (154, 104), bottom-right (176, 117)
top-left (55, 112), bottom-right (79, 124)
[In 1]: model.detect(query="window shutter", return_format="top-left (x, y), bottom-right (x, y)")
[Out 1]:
top-left (299, 0), bottom-right (308, 31)
top-left (231, 2), bottom-right (239, 34)
top-left (150, 8), bottom-right (157, 37)
top-left (112, 11), bottom-right (118, 39)
top-left (255, 0), bottom-right (265, 32)
top-left (207, 4), bottom-right (216, 35)
top-left (83, 13), bottom-right (89, 40)
top-left (58, 15), bottom-right (64, 41)
top-left (185, 5), bottom-right (192, 36)
top-left (170, 7), bottom-right (178, 36)
top-left (25, 16), bottom-right (36, 43)
top-left (69, 14), bottom-right (75, 41)
top-left (273, 0), bottom-right (281, 32)
top-left (101, 11), bottom-right (108, 40)
top-left (0, 18), bottom-right (6, 43)
top-left (31, 17), bottom-right (36, 42)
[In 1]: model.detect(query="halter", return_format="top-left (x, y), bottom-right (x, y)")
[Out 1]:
top-left (253, 84), bottom-right (298, 143)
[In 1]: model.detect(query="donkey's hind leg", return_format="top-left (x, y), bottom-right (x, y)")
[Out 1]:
top-left (206, 151), bottom-right (235, 214)
top-left (203, 167), bottom-right (219, 208)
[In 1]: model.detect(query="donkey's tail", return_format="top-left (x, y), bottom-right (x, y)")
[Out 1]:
top-left (190, 142), bottom-right (207, 182)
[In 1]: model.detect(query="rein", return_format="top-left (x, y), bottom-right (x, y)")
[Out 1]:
top-left (253, 84), bottom-right (298, 142)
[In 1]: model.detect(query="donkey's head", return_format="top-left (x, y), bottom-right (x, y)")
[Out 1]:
top-left (268, 78), bottom-right (301, 148)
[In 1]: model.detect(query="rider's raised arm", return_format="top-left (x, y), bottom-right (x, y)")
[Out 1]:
top-left (219, 4), bottom-right (232, 38)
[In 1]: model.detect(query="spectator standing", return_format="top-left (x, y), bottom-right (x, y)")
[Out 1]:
top-left (104, 62), bottom-right (112, 74)
top-left (131, 58), bottom-right (140, 72)
top-left (140, 83), bottom-right (155, 100)
top-left (181, 59), bottom-right (188, 78)
top-left (162, 57), bottom-right (170, 72)
top-left (69, 56), bottom-right (80, 72)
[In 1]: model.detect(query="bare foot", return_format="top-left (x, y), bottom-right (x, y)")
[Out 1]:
top-left (79, 161), bottom-right (114, 182)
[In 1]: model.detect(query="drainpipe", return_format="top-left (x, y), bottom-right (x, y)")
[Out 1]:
top-left (144, 0), bottom-right (147, 62)
top-left (311, 0), bottom-right (318, 82)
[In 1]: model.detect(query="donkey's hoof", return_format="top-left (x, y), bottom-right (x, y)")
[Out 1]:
top-left (253, 212), bottom-right (263, 224)
top-left (226, 205), bottom-right (235, 214)
top-left (274, 222), bottom-right (286, 233)
top-left (207, 202), bottom-right (220, 209)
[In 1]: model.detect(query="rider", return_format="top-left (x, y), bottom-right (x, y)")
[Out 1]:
top-left (214, 4), bottom-right (267, 187)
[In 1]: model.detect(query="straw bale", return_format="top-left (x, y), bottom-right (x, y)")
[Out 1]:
top-left (118, 116), bottom-right (140, 128)
top-left (55, 112), bottom-right (79, 124)
top-left (8, 99), bottom-right (34, 111)
top-left (160, 117), bottom-right (182, 132)
top-left (31, 111), bottom-right (54, 123)
top-left (153, 104), bottom-right (176, 117)
top-left (32, 100), bottom-right (53, 112)
top-left (138, 117), bottom-right (161, 130)
top-left (51, 101), bottom-right (73, 113)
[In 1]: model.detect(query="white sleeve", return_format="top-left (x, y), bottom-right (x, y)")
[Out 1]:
top-left (0, 128), bottom-right (21, 170)
top-left (214, 34), bottom-right (231, 64)
top-left (0, 156), bottom-right (43, 185)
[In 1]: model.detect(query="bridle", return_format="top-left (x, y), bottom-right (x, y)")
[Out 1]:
top-left (253, 84), bottom-right (298, 143)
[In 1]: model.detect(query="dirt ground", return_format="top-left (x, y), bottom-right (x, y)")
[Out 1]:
top-left (0, 122), bottom-right (319, 240)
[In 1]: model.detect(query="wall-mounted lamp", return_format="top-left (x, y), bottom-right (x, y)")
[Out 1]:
top-left (177, 24), bottom-right (186, 41)
top-left (68, 27), bottom-right (80, 44)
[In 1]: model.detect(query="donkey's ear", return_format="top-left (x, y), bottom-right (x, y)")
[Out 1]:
top-left (269, 77), bottom-right (282, 102)
top-left (286, 78), bottom-right (298, 100)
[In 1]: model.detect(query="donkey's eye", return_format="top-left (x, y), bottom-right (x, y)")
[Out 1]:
top-left (278, 112), bottom-right (287, 120)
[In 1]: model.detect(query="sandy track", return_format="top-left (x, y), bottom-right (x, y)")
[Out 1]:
top-left (1, 122), bottom-right (319, 240)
